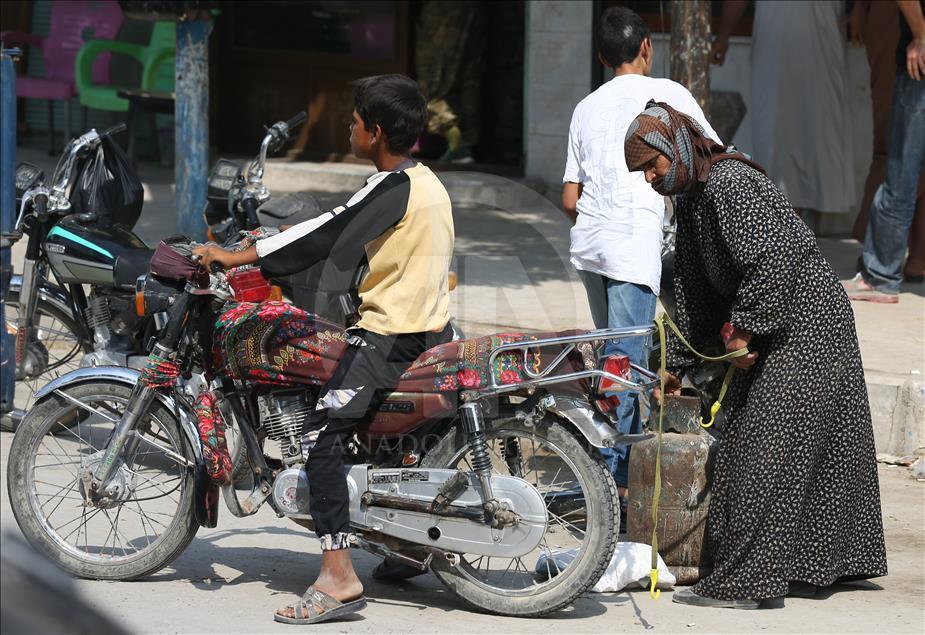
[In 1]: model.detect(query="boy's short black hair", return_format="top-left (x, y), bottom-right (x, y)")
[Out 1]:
top-left (596, 7), bottom-right (651, 68)
top-left (352, 74), bottom-right (428, 155)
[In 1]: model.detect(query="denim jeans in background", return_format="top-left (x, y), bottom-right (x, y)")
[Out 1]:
top-left (862, 73), bottom-right (925, 294)
top-left (578, 270), bottom-right (657, 487)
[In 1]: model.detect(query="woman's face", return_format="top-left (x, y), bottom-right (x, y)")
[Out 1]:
top-left (642, 153), bottom-right (672, 190)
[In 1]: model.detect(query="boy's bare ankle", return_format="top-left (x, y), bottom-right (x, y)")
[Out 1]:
top-left (312, 567), bottom-right (364, 602)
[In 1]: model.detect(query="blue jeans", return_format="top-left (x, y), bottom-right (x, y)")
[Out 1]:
top-left (862, 73), bottom-right (925, 294)
top-left (578, 270), bottom-right (657, 487)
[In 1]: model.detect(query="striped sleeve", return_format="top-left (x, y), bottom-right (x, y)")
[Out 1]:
top-left (256, 172), bottom-right (411, 277)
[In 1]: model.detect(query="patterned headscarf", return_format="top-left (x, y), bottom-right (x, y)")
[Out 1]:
top-left (624, 100), bottom-right (764, 196)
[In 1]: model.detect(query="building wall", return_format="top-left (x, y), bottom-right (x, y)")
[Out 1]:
top-left (523, 0), bottom-right (594, 188)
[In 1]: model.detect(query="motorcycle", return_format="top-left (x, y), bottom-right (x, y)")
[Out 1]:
top-left (7, 237), bottom-right (658, 617)
top-left (4, 123), bottom-right (145, 427)
top-left (2, 114), bottom-right (307, 430)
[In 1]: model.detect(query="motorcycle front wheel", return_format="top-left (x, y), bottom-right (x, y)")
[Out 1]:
top-left (7, 381), bottom-right (199, 580)
top-left (421, 416), bottom-right (619, 617)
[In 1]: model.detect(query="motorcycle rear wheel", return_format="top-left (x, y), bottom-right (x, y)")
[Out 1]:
top-left (421, 416), bottom-right (619, 617)
top-left (7, 381), bottom-right (199, 580)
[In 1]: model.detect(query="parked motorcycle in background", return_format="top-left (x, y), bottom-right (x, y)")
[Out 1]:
top-left (3, 124), bottom-right (144, 429)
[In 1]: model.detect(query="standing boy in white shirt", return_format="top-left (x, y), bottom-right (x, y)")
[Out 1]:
top-left (562, 7), bottom-right (721, 514)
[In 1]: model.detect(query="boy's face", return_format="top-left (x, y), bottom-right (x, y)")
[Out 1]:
top-left (349, 110), bottom-right (377, 159)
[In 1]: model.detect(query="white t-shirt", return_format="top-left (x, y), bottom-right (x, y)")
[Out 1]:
top-left (563, 74), bottom-right (721, 294)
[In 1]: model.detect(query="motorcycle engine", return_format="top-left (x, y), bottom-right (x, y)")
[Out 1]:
top-left (257, 390), bottom-right (314, 466)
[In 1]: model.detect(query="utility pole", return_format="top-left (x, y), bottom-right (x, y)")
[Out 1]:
top-left (1, 47), bottom-right (20, 422)
top-left (119, 1), bottom-right (213, 238)
top-left (670, 0), bottom-right (712, 113)
top-left (175, 14), bottom-right (211, 239)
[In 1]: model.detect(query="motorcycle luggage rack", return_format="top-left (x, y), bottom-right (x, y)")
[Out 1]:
top-left (480, 325), bottom-right (660, 396)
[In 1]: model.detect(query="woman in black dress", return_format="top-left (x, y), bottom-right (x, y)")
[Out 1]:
top-left (624, 102), bottom-right (887, 609)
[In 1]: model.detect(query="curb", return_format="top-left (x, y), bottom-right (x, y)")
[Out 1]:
top-left (868, 379), bottom-right (925, 456)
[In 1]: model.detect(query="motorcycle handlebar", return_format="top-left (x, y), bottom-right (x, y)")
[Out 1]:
top-left (241, 197), bottom-right (260, 230)
top-left (33, 193), bottom-right (49, 222)
top-left (100, 122), bottom-right (127, 139)
top-left (285, 111), bottom-right (307, 132)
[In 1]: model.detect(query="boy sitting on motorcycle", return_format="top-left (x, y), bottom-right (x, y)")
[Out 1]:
top-left (194, 74), bottom-right (455, 625)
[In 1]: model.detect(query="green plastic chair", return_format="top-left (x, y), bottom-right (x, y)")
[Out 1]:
top-left (74, 20), bottom-right (176, 112)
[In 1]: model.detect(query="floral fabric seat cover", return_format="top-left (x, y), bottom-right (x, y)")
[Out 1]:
top-left (213, 301), bottom-right (590, 392)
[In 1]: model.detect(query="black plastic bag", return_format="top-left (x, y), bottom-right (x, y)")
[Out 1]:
top-left (70, 135), bottom-right (144, 229)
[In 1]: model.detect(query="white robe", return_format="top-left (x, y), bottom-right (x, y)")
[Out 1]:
top-left (750, 0), bottom-right (855, 213)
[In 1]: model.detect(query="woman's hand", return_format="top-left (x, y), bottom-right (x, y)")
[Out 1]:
top-left (653, 369), bottom-right (682, 404)
top-left (192, 244), bottom-right (247, 270)
top-left (723, 323), bottom-right (758, 369)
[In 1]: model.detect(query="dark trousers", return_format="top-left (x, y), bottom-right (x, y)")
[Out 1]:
top-left (304, 324), bottom-right (454, 547)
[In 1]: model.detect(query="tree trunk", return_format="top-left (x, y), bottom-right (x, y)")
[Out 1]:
top-left (670, 0), bottom-right (712, 114)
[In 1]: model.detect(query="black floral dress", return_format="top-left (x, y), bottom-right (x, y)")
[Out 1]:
top-left (668, 160), bottom-right (888, 601)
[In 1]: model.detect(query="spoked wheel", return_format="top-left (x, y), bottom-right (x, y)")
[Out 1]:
top-left (421, 416), bottom-right (619, 616)
top-left (7, 381), bottom-right (199, 580)
top-left (4, 291), bottom-right (88, 427)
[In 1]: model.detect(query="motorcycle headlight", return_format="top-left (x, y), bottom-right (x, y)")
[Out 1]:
top-left (134, 274), bottom-right (182, 317)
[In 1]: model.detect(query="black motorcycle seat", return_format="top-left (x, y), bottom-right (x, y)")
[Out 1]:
top-left (114, 248), bottom-right (156, 289)
top-left (258, 191), bottom-right (321, 220)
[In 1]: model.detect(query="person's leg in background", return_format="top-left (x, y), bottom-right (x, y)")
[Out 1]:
top-left (852, 1), bottom-right (925, 281)
top-left (577, 269), bottom-right (609, 331)
top-left (598, 281), bottom-right (657, 495)
top-left (858, 74), bottom-right (925, 296)
top-left (854, 1), bottom-right (900, 243)
top-left (904, 185), bottom-right (925, 281)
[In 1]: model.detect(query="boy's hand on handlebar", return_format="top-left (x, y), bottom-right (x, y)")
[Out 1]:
top-left (192, 244), bottom-right (257, 270)
top-left (653, 370), bottom-right (681, 404)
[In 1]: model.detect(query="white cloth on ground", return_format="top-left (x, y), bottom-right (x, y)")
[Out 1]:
top-left (535, 542), bottom-right (676, 592)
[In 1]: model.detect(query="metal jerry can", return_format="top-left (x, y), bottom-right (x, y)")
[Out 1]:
top-left (627, 393), bottom-right (718, 585)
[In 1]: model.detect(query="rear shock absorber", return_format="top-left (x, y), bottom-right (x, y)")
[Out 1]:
top-left (458, 401), bottom-right (494, 500)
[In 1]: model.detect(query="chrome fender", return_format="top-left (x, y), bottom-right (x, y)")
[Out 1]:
top-left (33, 366), bottom-right (202, 461)
top-left (7, 274), bottom-right (73, 318)
top-left (543, 394), bottom-right (652, 448)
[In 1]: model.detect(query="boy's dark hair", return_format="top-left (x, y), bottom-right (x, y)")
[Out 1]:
top-left (352, 74), bottom-right (428, 155)
top-left (596, 7), bottom-right (651, 68)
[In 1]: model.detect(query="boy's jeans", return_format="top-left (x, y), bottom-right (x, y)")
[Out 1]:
top-left (862, 73), bottom-right (925, 293)
top-left (578, 271), bottom-right (657, 487)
